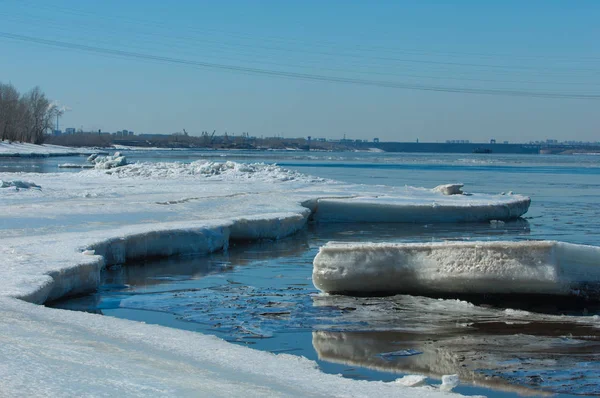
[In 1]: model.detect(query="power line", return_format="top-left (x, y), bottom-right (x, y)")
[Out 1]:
top-left (6, 8), bottom-right (598, 74)
top-left (2, 13), bottom-right (596, 86)
top-left (1, 31), bottom-right (598, 100)
top-left (3, 9), bottom-right (599, 81)
top-left (18, 1), bottom-right (600, 63)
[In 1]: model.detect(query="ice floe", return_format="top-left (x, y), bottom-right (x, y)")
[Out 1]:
top-left (313, 240), bottom-right (600, 297)
top-left (432, 184), bottom-right (464, 195)
top-left (309, 191), bottom-right (530, 223)
top-left (92, 153), bottom-right (128, 169)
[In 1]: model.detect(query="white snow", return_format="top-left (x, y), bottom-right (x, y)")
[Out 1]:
top-left (0, 159), bottom-right (534, 397)
top-left (440, 375), bottom-right (460, 392)
top-left (395, 375), bottom-right (427, 387)
top-left (92, 154), bottom-right (128, 169)
top-left (0, 140), bottom-right (100, 157)
top-left (313, 240), bottom-right (600, 296)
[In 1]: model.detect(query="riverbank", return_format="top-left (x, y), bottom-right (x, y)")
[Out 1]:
top-left (0, 140), bottom-right (104, 157)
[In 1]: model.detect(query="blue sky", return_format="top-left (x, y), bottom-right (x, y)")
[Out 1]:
top-left (1, 0), bottom-right (599, 142)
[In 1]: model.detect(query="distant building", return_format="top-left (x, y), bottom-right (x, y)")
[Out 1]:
top-left (65, 128), bottom-right (76, 135)
top-left (373, 138), bottom-right (380, 143)
top-left (53, 130), bottom-right (62, 136)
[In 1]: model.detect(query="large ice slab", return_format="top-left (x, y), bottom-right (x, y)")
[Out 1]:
top-left (309, 191), bottom-right (530, 223)
top-left (313, 240), bottom-right (600, 297)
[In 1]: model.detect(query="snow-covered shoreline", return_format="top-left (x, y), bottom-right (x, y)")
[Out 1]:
top-left (0, 140), bottom-right (104, 157)
top-left (0, 161), bottom-right (533, 396)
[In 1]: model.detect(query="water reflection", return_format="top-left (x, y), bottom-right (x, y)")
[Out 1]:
top-left (312, 331), bottom-right (551, 396)
top-left (312, 293), bottom-right (600, 395)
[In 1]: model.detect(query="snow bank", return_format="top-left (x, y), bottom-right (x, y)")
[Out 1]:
top-left (100, 160), bottom-right (327, 183)
top-left (0, 140), bottom-right (99, 157)
top-left (313, 240), bottom-right (600, 297)
top-left (0, 296), bottom-right (456, 398)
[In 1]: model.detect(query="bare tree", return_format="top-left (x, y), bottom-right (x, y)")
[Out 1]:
top-left (0, 83), bottom-right (21, 141)
top-left (0, 83), bottom-right (56, 144)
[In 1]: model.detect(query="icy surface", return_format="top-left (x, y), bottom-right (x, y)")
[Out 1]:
top-left (0, 179), bottom-right (41, 190)
top-left (313, 240), bottom-right (600, 296)
top-left (0, 159), bottom-right (534, 396)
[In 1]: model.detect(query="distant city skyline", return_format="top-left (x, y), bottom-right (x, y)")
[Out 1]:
top-left (1, 1), bottom-right (598, 142)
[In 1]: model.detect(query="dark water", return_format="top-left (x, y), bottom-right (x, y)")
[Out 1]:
top-left (33, 150), bottom-right (600, 396)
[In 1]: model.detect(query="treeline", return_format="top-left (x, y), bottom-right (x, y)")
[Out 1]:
top-left (0, 83), bottom-right (58, 144)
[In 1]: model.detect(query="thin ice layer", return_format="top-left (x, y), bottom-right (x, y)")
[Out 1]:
top-left (313, 240), bottom-right (600, 296)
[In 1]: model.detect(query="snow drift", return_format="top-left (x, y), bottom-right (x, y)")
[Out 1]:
top-left (313, 240), bottom-right (600, 297)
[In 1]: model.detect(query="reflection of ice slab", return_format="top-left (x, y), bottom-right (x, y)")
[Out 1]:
top-left (313, 240), bottom-right (600, 297)
top-left (312, 330), bottom-right (555, 396)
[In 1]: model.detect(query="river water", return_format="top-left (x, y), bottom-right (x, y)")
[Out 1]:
top-left (15, 149), bottom-right (600, 396)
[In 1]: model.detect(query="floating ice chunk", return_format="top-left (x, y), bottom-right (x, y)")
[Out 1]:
top-left (93, 154), bottom-right (128, 169)
top-left (313, 240), bottom-right (600, 297)
top-left (87, 153), bottom-right (99, 162)
top-left (0, 180), bottom-right (41, 190)
top-left (311, 193), bottom-right (530, 223)
top-left (395, 375), bottom-right (427, 387)
top-left (432, 183), bottom-right (464, 195)
top-left (440, 374), bottom-right (459, 391)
